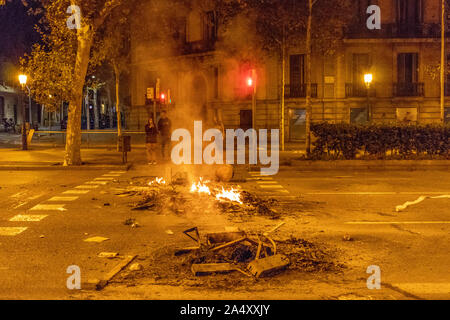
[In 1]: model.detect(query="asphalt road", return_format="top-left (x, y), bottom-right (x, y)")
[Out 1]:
top-left (246, 168), bottom-right (450, 299)
top-left (0, 167), bottom-right (449, 300)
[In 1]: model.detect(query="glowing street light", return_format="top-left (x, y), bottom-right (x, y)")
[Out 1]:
top-left (18, 74), bottom-right (31, 150)
top-left (364, 73), bottom-right (373, 89)
top-left (247, 77), bottom-right (253, 87)
top-left (19, 74), bottom-right (28, 85)
top-left (364, 73), bottom-right (374, 122)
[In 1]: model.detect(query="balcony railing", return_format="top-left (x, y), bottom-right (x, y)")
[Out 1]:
top-left (345, 83), bottom-right (376, 98)
top-left (285, 84), bottom-right (317, 98)
top-left (346, 23), bottom-right (442, 39)
top-left (182, 39), bottom-right (216, 55)
top-left (393, 83), bottom-right (424, 97)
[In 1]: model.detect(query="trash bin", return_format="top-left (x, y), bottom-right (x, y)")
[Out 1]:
top-left (118, 135), bottom-right (131, 163)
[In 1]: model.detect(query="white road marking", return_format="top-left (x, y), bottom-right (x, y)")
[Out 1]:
top-left (75, 185), bottom-right (99, 189)
top-left (9, 215), bottom-right (48, 222)
top-left (256, 181), bottom-right (278, 184)
top-left (27, 192), bottom-right (47, 201)
top-left (109, 171), bottom-right (126, 174)
top-left (103, 174), bottom-right (121, 177)
top-left (30, 204), bottom-right (67, 211)
top-left (259, 185), bottom-right (284, 189)
top-left (94, 177), bottom-right (114, 181)
top-left (63, 190), bottom-right (90, 195)
top-left (0, 227), bottom-right (28, 236)
top-left (392, 283), bottom-right (450, 295)
top-left (10, 192), bottom-right (26, 199)
top-left (85, 181), bottom-right (108, 185)
top-left (247, 177), bottom-right (273, 180)
top-left (13, 201), bottom-right (28, 209)
top-left (47, 196), bottom-right (79, 202)
top-left (306, 192), bottom-right (450, 195)
top-left (345, 221), bottom-right (450, 225)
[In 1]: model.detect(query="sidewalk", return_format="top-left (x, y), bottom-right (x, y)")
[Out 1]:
top-left (0, 147), bottom-right (133, 170)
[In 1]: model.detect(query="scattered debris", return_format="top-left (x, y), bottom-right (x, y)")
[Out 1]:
top-left (104, 203), bottom-right (111, 206)
top-left (165, 230), bottom-right (174, 235)
top-left (129, 263), bottom-right (143, 271)
top-left (84, 236), bottom-right (110, 243)
top-left (342, 235), bottom-right (353, 241)
top-left (247, 254), bottom-right (290, 278)
top-left (206, 231), bottom-right (246, 245)
top-left (191, 263), bottom-right (236, 276)
top-left (98, 252), bottom-right (119, 258)
top-left (124, 218), bottom-right (136, 226)
top-left (39, 235), bottom-right (45, 238)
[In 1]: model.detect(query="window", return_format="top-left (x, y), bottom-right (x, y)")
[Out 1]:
top-left (350, 108), bottom-right (368, 124)
top-left (397, 53), bottom-right (418, 84)
top-left (396, 0), bottom-right (422, 25)
top-left (213, 67), bottom-right (219, 99)
top-left (204, 11), bottom-right (217, 42)
top-left (352, 53), bottom-right (369, 91)
top-left (0, 97), bottom-right (4, 120)
top-left (289, 54), bottom-right (305, 87)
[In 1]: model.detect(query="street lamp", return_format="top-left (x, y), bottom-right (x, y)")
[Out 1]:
top-left (248, 69), bottom-right (257, 129)
top-left (364, 73), bottom-right (373, 121)
top-left (19, 74), bottom-right (31, 150)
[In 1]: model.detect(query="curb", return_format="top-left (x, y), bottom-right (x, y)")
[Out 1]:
top-left (0, 163), bottom-right (132, 171)
top-left (281, 160), bottom-right (450, 171)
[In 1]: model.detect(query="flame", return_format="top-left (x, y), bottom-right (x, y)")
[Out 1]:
top-left (190, 178), bottom-right (211, 195)
top-left (149, 177), bottom-right (166, 186)
top-left (215, 187), bottom-right (242, 204)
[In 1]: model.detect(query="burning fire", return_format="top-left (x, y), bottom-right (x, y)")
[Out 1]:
top-left (149, 177), bottom-right (166, 186)
top-left (190, 178), bottom-right (211, 195)
top-left (190, 177), bottom-right (242, 204)
top-left (215, 187), bottom-right (242, 204)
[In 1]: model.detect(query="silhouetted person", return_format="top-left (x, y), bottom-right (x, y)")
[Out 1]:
top-left (145, 117), bottom-right (158, 165)
top-left (158, 111), bottom-right (172, 161)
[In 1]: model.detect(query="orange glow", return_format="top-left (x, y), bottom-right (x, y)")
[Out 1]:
top-left (215, 187), bottom-right (242, 204)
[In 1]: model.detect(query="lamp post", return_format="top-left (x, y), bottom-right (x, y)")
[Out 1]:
top-left (19, 74), bottom-right (31, 150)
top-left (248, 69), bottom-right (257, 129)
top-left (364, 73), bottom-right (373, 122)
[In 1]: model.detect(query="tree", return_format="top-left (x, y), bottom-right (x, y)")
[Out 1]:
top-left (22, 0), bottom-right (123, 166)
top-left (218, 0), bottom-right (352, 153)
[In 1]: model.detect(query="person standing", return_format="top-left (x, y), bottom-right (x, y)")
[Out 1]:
top-left (145, 117), bottom-right (158, 165)
top-left (158, 110), bottom-right (172, 161)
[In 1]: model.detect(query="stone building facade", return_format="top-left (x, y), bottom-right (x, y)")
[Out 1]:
top-left (130, 0), bottom-right (450, 140)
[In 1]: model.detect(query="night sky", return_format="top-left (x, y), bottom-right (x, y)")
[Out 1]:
top-left (0, 0), bottom-right (41, 62)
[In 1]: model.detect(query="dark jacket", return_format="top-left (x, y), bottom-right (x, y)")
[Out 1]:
top-left (158, 117), bottom-right (171, 138)
top-left (145, 123), bottom-right (158, 143)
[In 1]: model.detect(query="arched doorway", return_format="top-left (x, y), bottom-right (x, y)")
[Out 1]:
top-left (189, 75), bottom-right (208, 121)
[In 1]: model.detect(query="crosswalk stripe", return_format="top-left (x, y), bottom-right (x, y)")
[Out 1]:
top-left (85, 181), bottom-right (108, 185)
top-left (30, 204), bottom-right (67, 211)
top-left (109, 171), bottom-right (126, 174)
top-left (0, 227), bottom-right (28, 236)
top-left (9, 215), bottom-right (48, 222)
top-left (75, 185), bottom-right (99, 189)
top-left (259, 185), bottom-right (284, 189)
top-left (47, 196), bottom-right (79, 202)
top-left (63, 190), bottom-right (90, 194)
top-left (94, 177), bottom-right (114, 181)
top-left (256, 181), bottom-right (278, 184)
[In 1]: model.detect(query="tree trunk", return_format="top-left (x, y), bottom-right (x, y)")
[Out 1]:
top-left (93, 88), bottom-right (99, 129)
top-left (281, 24), bottom-right (286, 152)
top-left (64, 28), bottom-right (94, 166)
top-left (305, 0), bottom-right (313, 155)
top-left (113, 62), bottom-right (122, 137)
